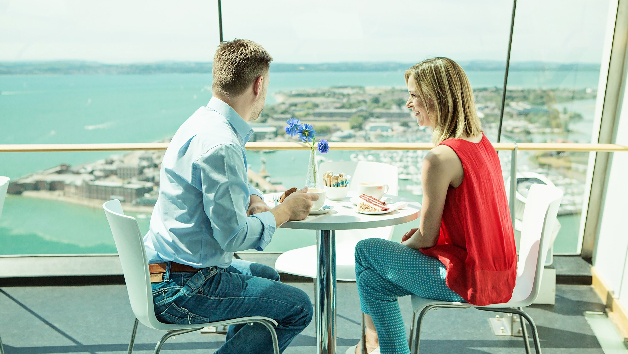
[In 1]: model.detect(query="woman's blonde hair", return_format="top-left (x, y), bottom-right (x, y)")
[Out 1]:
top-left (404, 57), bottom-right (482, 144)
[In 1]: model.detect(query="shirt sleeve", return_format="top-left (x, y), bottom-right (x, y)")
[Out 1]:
top-left (248, 185), bottom-right (264, 200)
top-left (196, 144), bottom-right (276, 252)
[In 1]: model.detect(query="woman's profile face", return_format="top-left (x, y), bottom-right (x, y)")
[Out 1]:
top-left (406, 78), bottom-right (433, 128)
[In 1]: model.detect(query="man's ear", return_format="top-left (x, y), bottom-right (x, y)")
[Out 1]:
top-left (253, 76), bottom-right (264, 96)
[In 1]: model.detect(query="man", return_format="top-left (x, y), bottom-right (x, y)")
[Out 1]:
top-left (144, 39), bottom-right (317, 354)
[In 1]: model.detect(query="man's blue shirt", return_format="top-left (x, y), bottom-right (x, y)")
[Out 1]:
top-left (144, 97), bottom-right (276, 268)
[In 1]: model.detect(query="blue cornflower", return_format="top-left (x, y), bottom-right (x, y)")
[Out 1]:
top-left (284, 118), bottom-right (301, 136)
top-left (297, 123), bottom-right (315, 143)
top-left (317, 139), bottom-right (329, 153)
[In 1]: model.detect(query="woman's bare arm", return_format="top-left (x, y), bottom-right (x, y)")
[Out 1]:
top-left (402, 145), bottom-right (463, 250)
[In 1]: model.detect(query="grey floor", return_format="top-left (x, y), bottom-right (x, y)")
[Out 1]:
top-left (0, 281), bottom-right (607, 354)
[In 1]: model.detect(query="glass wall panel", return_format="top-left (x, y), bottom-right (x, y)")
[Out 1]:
top-left (0, 0), bottom-right (613, 255)
top-left (0, 1), bottom-right (219, 254)
top-left (502, 0), bottom-right (611, 254)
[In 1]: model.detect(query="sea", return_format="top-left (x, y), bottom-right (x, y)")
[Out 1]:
top-left (0, 69), bottom-right (600, 255)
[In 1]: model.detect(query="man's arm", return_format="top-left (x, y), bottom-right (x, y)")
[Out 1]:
top-left (198, 144), bottom-right (276, 252)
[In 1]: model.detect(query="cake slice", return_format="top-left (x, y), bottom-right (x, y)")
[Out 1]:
top-left (357, 194), bottom-right (389, 212)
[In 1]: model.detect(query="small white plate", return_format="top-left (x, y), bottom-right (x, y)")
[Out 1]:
top-left (309, 206), bottom-right (333, 215)
top-left (355, 202), bottom-right (408, 215)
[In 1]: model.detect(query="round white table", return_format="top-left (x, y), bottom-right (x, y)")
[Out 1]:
top-left (282, 195), bottom-right (420, 354)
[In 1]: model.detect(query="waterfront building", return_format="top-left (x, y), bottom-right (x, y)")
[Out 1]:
top-left (77, 180), bottom-right (153, 203)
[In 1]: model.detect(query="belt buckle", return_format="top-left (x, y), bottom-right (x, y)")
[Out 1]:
top-left (150, 273), bottom-right (164, 283)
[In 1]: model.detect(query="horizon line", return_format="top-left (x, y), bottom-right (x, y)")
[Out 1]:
top-left (0, 59), bottom-right (603, 66)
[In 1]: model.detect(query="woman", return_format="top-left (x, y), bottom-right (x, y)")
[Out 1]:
top-left (349, 57), bottom-right (517, 354)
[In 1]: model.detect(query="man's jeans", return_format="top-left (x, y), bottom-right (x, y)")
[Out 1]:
top-left (151, 260), bottom-right (313, 354)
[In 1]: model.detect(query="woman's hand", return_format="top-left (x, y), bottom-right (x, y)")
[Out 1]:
top-left (401, 228), bottom-right (418, 242)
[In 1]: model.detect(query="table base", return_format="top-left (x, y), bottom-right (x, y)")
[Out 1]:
top-left (316, 229), bottom-right (336, 354)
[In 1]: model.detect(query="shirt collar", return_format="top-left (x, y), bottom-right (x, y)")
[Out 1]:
top-left (206, 97), bottom-right (253, 144)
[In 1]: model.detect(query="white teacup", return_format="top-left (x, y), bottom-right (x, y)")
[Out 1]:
top-left (308, 188), bottom-right (326, 211)
top-left (357, 183), bottom-right (389, 200)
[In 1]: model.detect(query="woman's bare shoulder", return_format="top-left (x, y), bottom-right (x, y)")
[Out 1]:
top-left (427, 145), bottom-right (460, 164)
top-left (426, 145), bottom-right (464, 186)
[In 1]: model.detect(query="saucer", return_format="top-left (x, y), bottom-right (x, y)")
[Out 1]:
top-left (309, 205), bottom-right (332, 215)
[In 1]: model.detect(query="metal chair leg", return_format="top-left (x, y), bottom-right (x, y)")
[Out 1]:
top-left (516, 309), bottom-right (542, 354)
top-left (408, 310), bottom-right (418, 353)
top-left (410, 305), bottom-right (437, 354)
top-left (255, 320), bottom-right (281, 354)
top-left (518, 310), bottom-right (531, 354)
top-left (479, 307), bottom-right (541, 354)
top-left (151, 320), bottom-right (280, 354)
top-left (128, 318), bottom-right (139, 354)
top-left (154, 328), bottom-right (200, 354)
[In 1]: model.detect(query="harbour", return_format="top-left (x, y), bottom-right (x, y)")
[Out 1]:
top-left (0, 70), bottom-right (599, 256)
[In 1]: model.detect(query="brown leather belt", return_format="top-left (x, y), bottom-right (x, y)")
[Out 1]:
top-left (149, 262), bottom-right (200, 283)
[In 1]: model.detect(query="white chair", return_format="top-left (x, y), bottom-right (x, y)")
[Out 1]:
top-left (408, 184), bottom-right (563, 354)
top-left (274, 161), bottom-right (398, 281)
top-left (507, 172), bottom-right (561, 266)
top-left (103, 199), bottom-right (280, 354)
top-left (0, 176), bottom-right (9, 354)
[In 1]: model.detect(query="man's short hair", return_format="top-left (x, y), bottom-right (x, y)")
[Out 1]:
top-left (212, 39), bottom-right (273, 97)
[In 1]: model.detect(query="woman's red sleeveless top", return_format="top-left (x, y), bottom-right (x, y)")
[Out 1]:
top-left (420, 134), bottom-right (517, 306)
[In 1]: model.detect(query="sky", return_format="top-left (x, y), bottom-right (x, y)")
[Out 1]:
top-left (0, 0), bottom-right (613, 64)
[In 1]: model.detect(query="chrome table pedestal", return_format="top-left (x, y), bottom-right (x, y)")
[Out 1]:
top-left (316, 229), bottom-right (336, 354)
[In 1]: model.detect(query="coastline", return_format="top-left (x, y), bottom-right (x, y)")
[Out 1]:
top-left (20, 191), bottom-right (155, 214)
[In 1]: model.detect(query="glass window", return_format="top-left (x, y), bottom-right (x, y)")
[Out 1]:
top-left (0, 0), bottom-right (613, 255)
top-left (0, 1), bottom-right (219, 255)
top-left (501, 0), bottom-right (611, 254)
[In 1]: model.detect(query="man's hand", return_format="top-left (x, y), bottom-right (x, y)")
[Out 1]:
top-left (283, 188), bottom-right (319, 220)
top-left (247, 195), bottom-right (271, 216)
top-left (270, 187), bottom-right (319, 227)
top-left (401, 228), bottom-right (418, 242)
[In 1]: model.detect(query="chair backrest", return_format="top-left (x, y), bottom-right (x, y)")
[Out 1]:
top-left (319, 160), bottom-right (398, 196)
top-left (103, 200), bottom-right (159, 328)
top-left (511, 184), bottom-right (562, 305)
top-left (0, 176), bottom-right (9, 218)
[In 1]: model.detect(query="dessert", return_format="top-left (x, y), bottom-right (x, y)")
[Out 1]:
top-left (279, 187), bottom-right (297, 203)
top-left (357, 194), bottom-right (389, 212)
top-left (323, 171), bottom-right (349, 187)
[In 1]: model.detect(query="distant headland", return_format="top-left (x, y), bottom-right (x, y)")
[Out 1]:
top-left (0, 61), bottom-right (601, 75)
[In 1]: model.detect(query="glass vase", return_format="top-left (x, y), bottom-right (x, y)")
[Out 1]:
top-left (304, 148), bottom-right (318, 189)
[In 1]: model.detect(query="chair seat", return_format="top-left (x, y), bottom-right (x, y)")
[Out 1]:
top-left (410, 293), bottom-right (530, 313)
